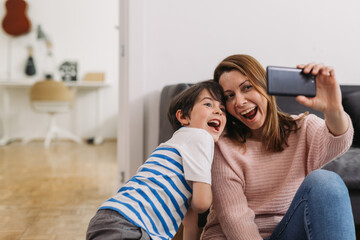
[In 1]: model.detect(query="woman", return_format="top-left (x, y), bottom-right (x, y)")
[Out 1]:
top-left (201, 54), bottom-right (355, 240)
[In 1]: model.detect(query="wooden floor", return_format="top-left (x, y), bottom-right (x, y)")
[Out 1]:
top-left (0, 141), bottom-right (119, 240)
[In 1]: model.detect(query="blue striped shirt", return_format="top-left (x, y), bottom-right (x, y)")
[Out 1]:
top-left (100, 127), bottom-right (214, 240)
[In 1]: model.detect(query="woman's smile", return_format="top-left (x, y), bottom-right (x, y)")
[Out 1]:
top-left (219, 70), bottom-right (268, 136)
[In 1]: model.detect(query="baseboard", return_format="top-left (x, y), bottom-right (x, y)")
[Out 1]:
top-left (8, 137), bottom-right (117, 143)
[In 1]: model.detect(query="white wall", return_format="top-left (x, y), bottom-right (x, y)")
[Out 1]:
top-left (124, 0), bottom-right (360, 173)
top-left (0, 0), bottom-right (119, 139)
top-left (117, 0), bottom-right (146, 180)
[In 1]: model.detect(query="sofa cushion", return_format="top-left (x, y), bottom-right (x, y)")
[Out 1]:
top-left (342, 91), bottom-right (360, 147)
top-left (322, 147), bottom-right (360, 190)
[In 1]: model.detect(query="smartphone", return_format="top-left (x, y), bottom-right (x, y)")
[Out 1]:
top-left (266, 66), bottom-right (316, 97)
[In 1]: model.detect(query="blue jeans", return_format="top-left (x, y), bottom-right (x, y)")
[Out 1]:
top-left (266, 169), bottom-right (355, 240)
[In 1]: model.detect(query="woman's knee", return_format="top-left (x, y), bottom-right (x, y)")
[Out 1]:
top-left (305, 169), bottom-right (349, 200)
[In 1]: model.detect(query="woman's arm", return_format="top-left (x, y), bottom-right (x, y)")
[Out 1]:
top-left (210, 149), bottom-right (263, 240)
top-left (299, 114), bottom-right (353, 171)
top-left (296, 63), bottom-right (349, 136)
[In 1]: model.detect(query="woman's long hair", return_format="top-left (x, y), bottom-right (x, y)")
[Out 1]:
top-left (214, 54), bottom-right (305, 152)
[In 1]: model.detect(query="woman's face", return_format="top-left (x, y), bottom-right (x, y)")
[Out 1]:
top-left (219, 70), bottom-right (268, 137)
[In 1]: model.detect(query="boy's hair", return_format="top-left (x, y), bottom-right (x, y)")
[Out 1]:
top-left (168, 80), bottom-right (225, 131)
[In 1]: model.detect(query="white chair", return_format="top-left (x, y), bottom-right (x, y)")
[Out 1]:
top-left (23, 80), bottom-right (82, 148)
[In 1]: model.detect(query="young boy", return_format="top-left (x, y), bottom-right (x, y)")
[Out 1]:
top-left (86, 80), bottom-right (226, 240)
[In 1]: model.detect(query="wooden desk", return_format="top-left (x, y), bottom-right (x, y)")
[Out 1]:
top-left (0, 80), bottom-right (110, 146)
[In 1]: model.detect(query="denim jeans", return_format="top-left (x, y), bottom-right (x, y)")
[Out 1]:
top-left (265, 169), bottom-right (355, 240)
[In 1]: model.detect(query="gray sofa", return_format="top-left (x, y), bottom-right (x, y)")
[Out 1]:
top-left (159, 83), bottom-right (360, 237)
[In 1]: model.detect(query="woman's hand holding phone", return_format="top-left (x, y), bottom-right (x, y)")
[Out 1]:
top-left (296, 63), bottom-right (349, 136)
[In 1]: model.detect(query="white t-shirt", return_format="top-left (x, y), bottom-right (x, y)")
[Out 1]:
top-left (100, 127), bottom-right (214, 240)
top-left (163, 127), bottom-right (214, 185)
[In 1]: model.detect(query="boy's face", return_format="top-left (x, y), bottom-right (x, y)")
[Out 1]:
top-left (177, 89), bottom-right (226, 142)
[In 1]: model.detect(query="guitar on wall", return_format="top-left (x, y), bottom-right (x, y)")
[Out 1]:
top-left (2, 0), bottom-right (31, 37)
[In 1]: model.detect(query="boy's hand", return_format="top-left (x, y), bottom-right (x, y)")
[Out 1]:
top-left (182, 208), bottom-right (200, 240)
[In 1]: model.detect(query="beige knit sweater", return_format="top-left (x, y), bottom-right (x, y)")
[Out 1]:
top-left (202, 114), bottom-right (353, 240)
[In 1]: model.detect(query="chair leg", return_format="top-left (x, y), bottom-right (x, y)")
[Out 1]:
top-left (23, 115), bottom-right (54, 145)
top-left (55, 126), bottom-right (83, 144)
top-left (44, 114), bottom-right (56, 148)
top-left (25, 114), bottom-right (82, 148)
top-left (45, 114), bottom-right (82, 147)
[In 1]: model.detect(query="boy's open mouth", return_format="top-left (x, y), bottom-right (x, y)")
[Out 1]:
top-left (207, 119), bottom-right (221, 131)
top-left (241, 106), bottom-right (257, 120)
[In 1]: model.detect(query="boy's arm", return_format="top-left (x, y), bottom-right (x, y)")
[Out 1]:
top-left (183, 182), bottom-right (211, 240)
top-left (191, 182), bottom-right (212, 213)
top-left (182, 207), bottom-right (200, 240)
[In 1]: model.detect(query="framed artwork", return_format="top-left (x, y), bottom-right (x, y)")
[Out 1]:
top-left (59, 61), bottom-right (77, 81)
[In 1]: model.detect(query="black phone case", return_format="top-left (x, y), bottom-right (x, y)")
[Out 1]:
top-left (266, 66), bottom-right (316, 97)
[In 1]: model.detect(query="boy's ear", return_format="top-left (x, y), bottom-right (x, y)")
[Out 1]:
top-left (176, 109), bottom-right (190, 126)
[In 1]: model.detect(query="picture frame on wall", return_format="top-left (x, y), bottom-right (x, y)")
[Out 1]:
top-left (59, 61), bottom-right (77, 81)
